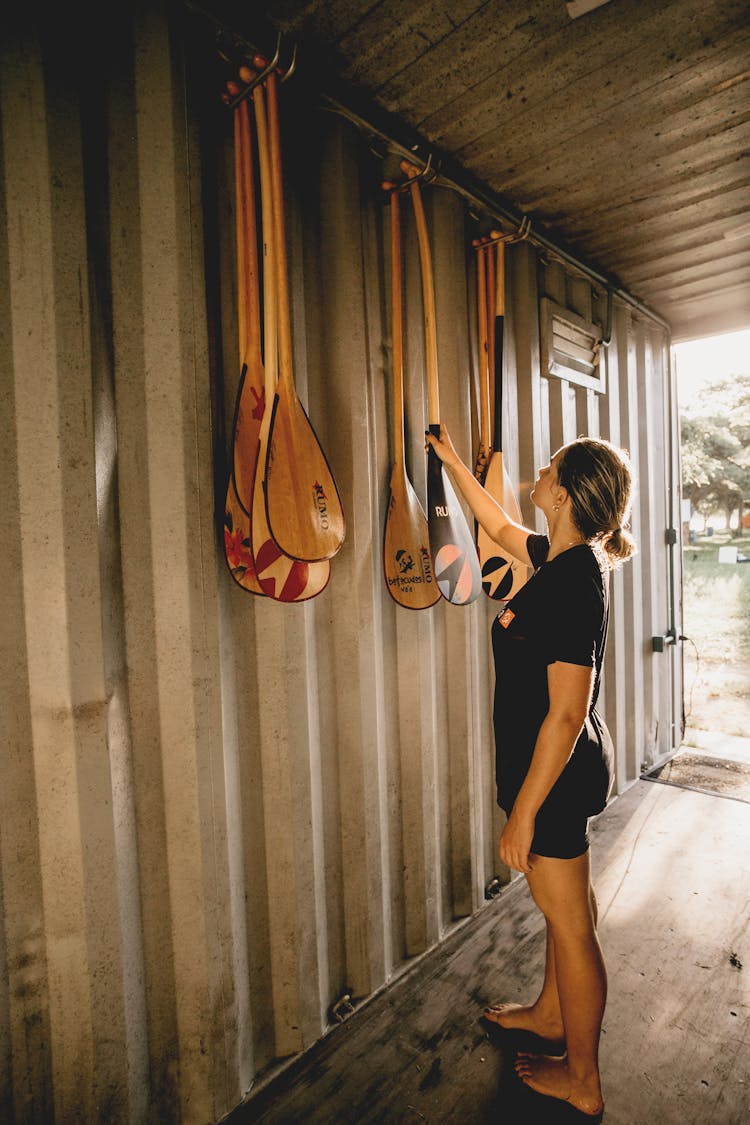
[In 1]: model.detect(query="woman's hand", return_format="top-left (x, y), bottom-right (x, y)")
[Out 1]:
top-left (498, 808), bottom-right (535, 874)
top-left (424, 423), bottom-right (460, 469)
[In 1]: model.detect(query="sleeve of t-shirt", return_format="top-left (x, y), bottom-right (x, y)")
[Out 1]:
top-left (543, 557), bottom-right (603, 667)
top-left (526, 533), bottom-right (550, 569)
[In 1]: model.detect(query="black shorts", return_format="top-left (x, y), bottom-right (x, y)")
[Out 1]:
top-left (530, 798), bottom-right (590, 859)
top-left (500, 791), bottom-right (591, 860)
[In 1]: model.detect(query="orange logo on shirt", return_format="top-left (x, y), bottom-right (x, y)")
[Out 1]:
top-left (498, 608), bottom-right (515, 629)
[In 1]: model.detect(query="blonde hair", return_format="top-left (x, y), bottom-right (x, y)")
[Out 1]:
top-left (557, 438), bottom-right (636, 568)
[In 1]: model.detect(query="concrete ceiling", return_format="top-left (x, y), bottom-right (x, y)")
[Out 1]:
top-left (252, 0), bottom-right (750, 343)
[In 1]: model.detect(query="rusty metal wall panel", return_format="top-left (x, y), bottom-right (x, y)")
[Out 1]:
top-left (0, 7), bottom-right (682, 1122)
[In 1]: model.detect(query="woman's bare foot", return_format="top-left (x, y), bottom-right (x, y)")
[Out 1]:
top-left (514, 1054), bottom-right (604, 1117)
top-left (482, 1002), bottom-right (564, 1044)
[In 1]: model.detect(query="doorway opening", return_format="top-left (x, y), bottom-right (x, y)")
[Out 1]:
top-left (645, 329), bottom-right (750, 803)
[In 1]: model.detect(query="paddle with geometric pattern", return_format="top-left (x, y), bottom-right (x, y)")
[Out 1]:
top-left (401, 161), bottom-right (481, 607)
top-left (476, 235), bottom-right (529, 601)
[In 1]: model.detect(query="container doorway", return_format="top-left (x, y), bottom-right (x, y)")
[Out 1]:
top-left (646, 329), bottom-right (750, 801)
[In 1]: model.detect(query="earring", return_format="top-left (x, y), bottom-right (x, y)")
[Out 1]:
top-left (552, 504), bottom-right (559, 512)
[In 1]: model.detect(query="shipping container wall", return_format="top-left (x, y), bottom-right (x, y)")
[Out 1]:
top-left (0, 6), bottom-right (682, 1123)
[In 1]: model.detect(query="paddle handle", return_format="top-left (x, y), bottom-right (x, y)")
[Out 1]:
top-left (265, 68), bottom-right (293, 391)
top-left (401, 162), bottom-right (439, 424)
top-left (390, 188), bottom-right (406, 466)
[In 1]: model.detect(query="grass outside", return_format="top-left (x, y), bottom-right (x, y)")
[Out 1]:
top-left (682, 530), bottom-right (750, 738)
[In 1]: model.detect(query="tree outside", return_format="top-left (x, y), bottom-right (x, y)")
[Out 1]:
top-left (681, 378), bottom-right (750, 537)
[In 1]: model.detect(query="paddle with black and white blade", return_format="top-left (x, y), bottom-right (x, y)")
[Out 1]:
top-left (401, 161), bottom-right (481, 607)
top-left (476, 234), bottom-right (529, 600)
top-left (473, 238), bottom-right (492, 483)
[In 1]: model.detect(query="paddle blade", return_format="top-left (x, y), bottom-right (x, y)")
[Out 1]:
top-left (426, 430), bottom-right (482, 606)
top-left (383, 464), bottom-right (440, 610)
top-left (264, 382), bottom-right (345, 561)
top-left (252, 414), bottom-right (330, 602)
top-left (253, 533), bottom-right (330, 602)
top-left (223, 475), bottom-right (265, 595)
top-left (476, 452), bottom-right (530, 601)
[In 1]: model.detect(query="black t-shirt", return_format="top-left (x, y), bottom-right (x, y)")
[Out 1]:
top-left (491, 533), bottom-right (613, 815)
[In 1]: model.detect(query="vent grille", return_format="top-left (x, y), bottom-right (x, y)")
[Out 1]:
top-left (540, 298), bottom-right (605, 392)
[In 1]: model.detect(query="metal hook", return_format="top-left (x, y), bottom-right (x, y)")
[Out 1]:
top-left (224, 32), bottom-right (281, 110)
top-left (398, 152), bottom-right (437, 185)
top-left (487, 215), bottom-right (533, 246)
top-left (281, 42), bottom-right (298, 83)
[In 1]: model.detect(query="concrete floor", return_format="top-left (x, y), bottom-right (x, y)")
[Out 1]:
top-left (229, 764), bottom-right (750, 1125)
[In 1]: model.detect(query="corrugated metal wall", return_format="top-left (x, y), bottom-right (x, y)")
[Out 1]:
top-left (0, 5), bottom-right (682, 1122)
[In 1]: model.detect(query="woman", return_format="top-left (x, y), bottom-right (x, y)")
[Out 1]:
top-left (425, 424), bottom-right (636, 1119)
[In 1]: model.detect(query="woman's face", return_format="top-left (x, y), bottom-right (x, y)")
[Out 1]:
top-left (530, 448), bottom-right (565, 511)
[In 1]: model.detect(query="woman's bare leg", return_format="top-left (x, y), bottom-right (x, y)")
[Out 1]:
top-left (513, 851), bottom-right (606, 1116)
top-left (485, 875), bottom-right (597, 1040)
top-left (484, 923), bottom-right (564, 1040)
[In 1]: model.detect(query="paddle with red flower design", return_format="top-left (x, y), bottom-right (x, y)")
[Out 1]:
top-left (247, 62), bottom-right (330, 600)
top-left (222, 81), bottom-right (265, 594)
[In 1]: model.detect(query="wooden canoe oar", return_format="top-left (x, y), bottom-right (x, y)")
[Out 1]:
top-left (476, 235), bottom-right (529, 601)
top-left (246, 65), bottom-right (330, 601)
top-left (222, 82), bottom-right (265, 596)
top-left (401, 161), bottom-right (481, 607)
top-left (261, 66), bottom-right (345, 563)
top-left (382, 184), bottom-right (440, 610)
top-left (473, 239), bottom-right (492, 483)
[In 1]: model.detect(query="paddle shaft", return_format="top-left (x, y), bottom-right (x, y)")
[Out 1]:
top-left (403, 169), bottom-right (440, 424)
top-left (251, 79), bottom-right (277, 400)
top-left (476, 243), bottom-right (490, 452)
top-left (391, 189), bottom-right (405, 467)
top-left (485, 240), bottom-right (495, 438)
top-left (238, 98), bottom-right (262, 366)
top-left (494, 238), bottom-right (505, 452)
top-left (233, 97), bottom-right (247, 364)
top-left (265, 69), bottom-right (294, 394)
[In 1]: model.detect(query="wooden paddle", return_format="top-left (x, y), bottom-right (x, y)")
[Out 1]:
top-left (382, 184), bottom-right (440, 610)
top-left (401, 161), bottom-right (481, 607)
top-left (261, 65), bottom-right (345, 562)
top-left (246, 65), bottom-right (330, 601)
top-left (476, 234), bottom-right (529, 601)
top-left (222, 81), bottom-right (265, 596)
top-left (473, 239), bottom-right (492, 483)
